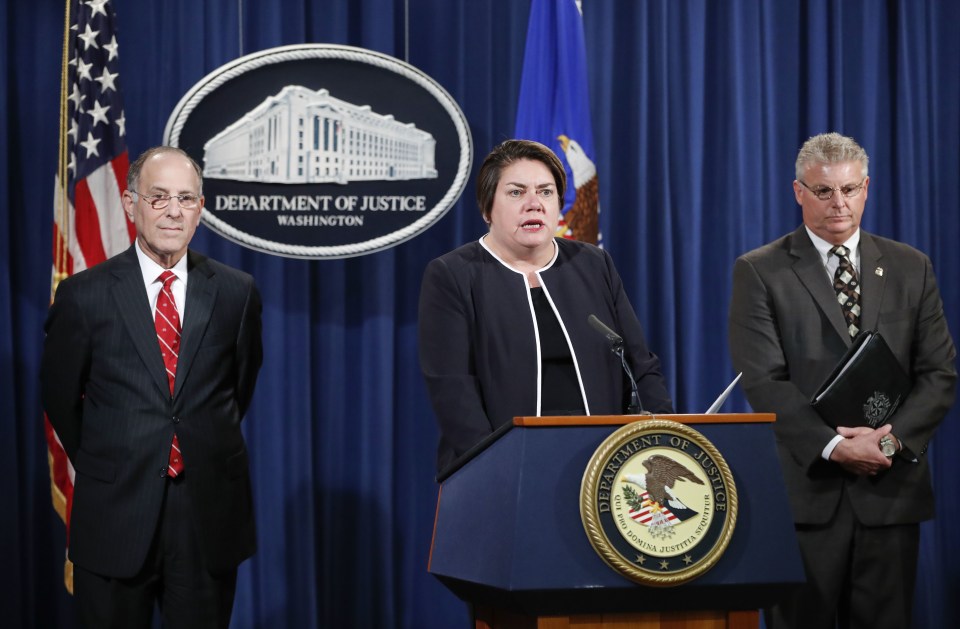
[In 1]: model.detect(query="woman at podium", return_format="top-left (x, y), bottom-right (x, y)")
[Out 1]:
top-left (418, 140), bottom-right (673, 475)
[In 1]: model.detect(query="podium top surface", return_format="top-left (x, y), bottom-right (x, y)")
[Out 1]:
top-left (514, 413), bottom-right (775, 427)
top-left (436, 414), bottom-right (774, 482)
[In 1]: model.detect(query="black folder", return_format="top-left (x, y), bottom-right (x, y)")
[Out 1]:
top-left (810, 331), bottom-right (912, 428)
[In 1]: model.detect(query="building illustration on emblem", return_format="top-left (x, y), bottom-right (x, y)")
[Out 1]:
top-left (202, 85), bottom-right (438, 184)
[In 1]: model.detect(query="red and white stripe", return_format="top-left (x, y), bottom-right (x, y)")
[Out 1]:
top-left (629, 491), bottom-right (679, 526)
top-left (52, 155), bottom-right (132, 277)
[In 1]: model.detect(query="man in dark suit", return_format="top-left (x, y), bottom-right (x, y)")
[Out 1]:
top-left (41, 146), bottom-right (263, 628)
top-left (728, 132), bottom-right (956, 629)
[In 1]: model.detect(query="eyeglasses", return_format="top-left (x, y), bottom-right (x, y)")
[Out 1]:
top-left (131, 191), bottom-right (201, 210)
top-left (798, 179), bottom-right (865, 201)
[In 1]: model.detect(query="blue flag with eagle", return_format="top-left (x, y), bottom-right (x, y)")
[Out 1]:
top-left (514, 0), bottom-right (600, 244)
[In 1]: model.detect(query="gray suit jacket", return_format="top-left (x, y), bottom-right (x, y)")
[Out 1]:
top-left (728, 226), bottom-right (955, 526)
top-left (41, 245), bottom-right (263, 577)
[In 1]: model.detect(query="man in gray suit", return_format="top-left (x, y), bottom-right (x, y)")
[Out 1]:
top-left (41, 146), bottom-right (263, 628)
top-left (728, 132), bottom-right (955, 629)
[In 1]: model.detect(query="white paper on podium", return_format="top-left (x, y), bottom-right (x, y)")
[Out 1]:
top-left (704, 372), bottom-right (742, 414)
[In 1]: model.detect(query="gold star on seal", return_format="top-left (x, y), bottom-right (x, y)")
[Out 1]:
top-left (635, 554), bottom-right (646, 565)
top-left (683, 554), bottom-right (693, 565)
top-left (659, 560), bottom-right (670, 570)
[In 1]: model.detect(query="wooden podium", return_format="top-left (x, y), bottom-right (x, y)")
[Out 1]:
top-left (428, 414), bottom-right (804, 629)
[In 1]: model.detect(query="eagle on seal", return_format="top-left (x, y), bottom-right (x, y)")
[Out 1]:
top-left (640, 454), bottom-right (704, 508)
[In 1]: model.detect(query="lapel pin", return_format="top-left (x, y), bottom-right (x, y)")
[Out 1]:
top-left (875, 267), bottom-right (883, 276)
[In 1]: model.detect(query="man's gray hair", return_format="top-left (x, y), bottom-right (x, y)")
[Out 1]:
top-left (795, 132), bottom-right (869, 180)
top-left (127, 146), bottom-right (204, 194)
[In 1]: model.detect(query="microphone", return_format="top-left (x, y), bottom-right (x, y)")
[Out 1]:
top-left (587, 315), bottom-right (644, 415)
top-left (588, 314), bottom-right (624, 349)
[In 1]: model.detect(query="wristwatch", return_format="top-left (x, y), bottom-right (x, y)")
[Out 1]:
top-left (879, 435), bottom-right (897, 459)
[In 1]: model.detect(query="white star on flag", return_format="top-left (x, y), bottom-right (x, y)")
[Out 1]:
top-left (86, 0), bottom-right (110, 18)
top-left (86, 99), bottom-right (110, 126)
top-left (76, 57), bottom-right (93, 81)
top-left (77, 24), bottom-right (100, 50)
top-left (94, 68), bottom-right (118, 92)
top-left (103, 35), bottom-right (119, 61)
top-left (79, 131), bottom-right (101, 157)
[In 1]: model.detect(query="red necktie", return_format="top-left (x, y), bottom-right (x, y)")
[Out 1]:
top-left (156, 270), bottom-right (184, 477)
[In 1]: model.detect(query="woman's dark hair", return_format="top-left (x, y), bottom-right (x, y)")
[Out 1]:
top-left (475, 139), bottom-right (566, 222)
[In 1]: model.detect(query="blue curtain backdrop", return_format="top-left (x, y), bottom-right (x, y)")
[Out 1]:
top-left (2, 0), bottom-right (958, 627)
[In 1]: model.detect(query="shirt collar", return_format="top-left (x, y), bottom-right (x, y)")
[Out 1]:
top-left (134, 240), bottom-right (189, 286)
top-left (804, 226), bottom-right (861, 265)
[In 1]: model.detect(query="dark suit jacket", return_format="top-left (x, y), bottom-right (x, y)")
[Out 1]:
top-left (41, 245), bottom-right (263, 578)
top-left (419, 238), bottom-right (673, 473)
top-left (728, 226), bottom-right (956, 526)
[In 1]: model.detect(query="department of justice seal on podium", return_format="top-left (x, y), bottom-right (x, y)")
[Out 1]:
top-left (580, 419), bottom-right (738, 586)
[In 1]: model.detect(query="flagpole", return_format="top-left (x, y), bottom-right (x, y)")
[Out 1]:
top-left (55, 0), bottom-right (72, 299)
top-left (49, 0), bottom-right (76, 595)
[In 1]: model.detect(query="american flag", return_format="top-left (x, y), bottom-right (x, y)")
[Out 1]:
top-left (47, 0), bottom-right (134, 592)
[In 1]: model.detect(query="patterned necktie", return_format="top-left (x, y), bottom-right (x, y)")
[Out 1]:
top-left (156, 270), bottom-right (184, 477)
top-left (830, 245), bottom-right (861, 338)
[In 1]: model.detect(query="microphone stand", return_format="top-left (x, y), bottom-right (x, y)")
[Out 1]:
top-left (587, 314), bottom-right (645, 415)
top-left (615, 344), bottom-right (643, 415)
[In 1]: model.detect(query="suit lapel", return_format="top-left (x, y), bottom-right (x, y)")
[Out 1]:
top-left (111, 247), bottom-right (171, 398)
top-left (788, 226), bottom-right (853, 346)
top-left (857, 232), bottom-right (885, 333)
top-left (174, 251), bottom-right (217, 399)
